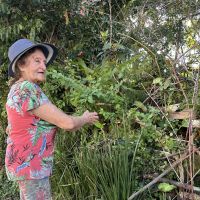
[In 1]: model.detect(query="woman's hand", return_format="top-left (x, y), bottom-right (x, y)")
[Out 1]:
top-left (82, 110), bottom-right (99, 124)
top-left (6, 126), bottom-right (10, 135)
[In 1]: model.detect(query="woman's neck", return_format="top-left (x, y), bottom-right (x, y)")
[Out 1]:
top-left (16, 78), bottom-right (25, 83)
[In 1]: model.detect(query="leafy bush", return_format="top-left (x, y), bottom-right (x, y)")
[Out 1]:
top-left (51, 117), bottom-right (168, 200)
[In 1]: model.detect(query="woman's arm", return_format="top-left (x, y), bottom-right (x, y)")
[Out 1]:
top-left (31, 103), bottom-right (99, 131)
top-left (6, 126), bottom-right (10, 135)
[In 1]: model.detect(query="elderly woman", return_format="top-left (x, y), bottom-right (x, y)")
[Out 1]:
top-left (5, 39), bottom-right (99, 200)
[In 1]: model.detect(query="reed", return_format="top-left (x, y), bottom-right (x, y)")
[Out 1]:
top-left (51, 118), bottom-right (144, 200)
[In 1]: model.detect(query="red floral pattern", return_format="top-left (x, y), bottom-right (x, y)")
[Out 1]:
top-left (5, 81), bottom-right (57, 180)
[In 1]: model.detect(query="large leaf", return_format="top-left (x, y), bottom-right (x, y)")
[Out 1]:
top-left (158, 183), bottom-right (176, 192)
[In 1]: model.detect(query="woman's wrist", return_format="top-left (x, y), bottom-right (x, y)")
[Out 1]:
top-left (80, 114), bottom-right (90, 125)
top-left (71, 115), bottom-right (87, 130)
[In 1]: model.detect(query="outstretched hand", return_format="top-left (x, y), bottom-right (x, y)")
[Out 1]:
top-left (82, 110), bottom-right (99, 124)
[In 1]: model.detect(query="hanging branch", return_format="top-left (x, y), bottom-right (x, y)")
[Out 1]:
top-left (171, 65), bottom-right (189, 108)
top-left (128, 148), bottom-right (197, 200)
top-left (141, 83), bottom-right (176, 135)
top-left (118, 33), bottom-right (161, 76)
top-left (166, 44), bottom-right (196, 108)
top-left (108, 0), bottom-right (112, 44)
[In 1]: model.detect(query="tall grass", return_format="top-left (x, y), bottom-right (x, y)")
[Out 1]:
top-left (51, 118), bottom-right (145, 200)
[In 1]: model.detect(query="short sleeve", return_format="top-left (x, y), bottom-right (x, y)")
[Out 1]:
top-left (20, 81), bottom-right (49, 112)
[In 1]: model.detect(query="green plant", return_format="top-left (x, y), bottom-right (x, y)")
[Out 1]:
top-left (0, 168), bottom-right (19, 199)
top-left (51, 119), bottom-right (139, 199)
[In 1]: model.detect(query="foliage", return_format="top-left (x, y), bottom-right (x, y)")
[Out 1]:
top-left (1, 0), bottom-right (200, 199)
top-left (0, 170), bottom-right (19, 199)
top-left (0, 125), bottom-right (19, 199)
top-left (51, 117), bottom-right (170, 200)
top-left (43, 57), bottom-right (148, 121)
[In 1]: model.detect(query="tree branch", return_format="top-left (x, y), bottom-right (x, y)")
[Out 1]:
top-left (128, 148), bottom-right (197, 200)
top-left (144, 174), bottom-right (200, 194)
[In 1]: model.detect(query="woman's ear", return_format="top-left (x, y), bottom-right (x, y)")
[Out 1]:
top-left (17, 62), bottom-right (25, 72)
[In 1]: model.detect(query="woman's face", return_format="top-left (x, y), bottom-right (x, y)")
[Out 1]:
top-left (18, 49), bottom-right (47, 84)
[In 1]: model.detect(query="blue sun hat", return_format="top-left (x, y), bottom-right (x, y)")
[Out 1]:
top-left (8, 38), bottom-right (58, 77)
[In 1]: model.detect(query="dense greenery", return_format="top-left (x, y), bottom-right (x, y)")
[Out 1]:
top-left (1, 0), bottom-right (200, 199)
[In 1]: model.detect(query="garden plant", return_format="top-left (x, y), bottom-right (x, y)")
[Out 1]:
top-left (1, 0), bottom-right (200, 199)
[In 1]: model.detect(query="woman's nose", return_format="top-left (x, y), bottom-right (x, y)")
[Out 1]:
top-left (41, 62), bottom-right (47, 70)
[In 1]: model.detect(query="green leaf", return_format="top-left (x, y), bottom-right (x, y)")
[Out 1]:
top-left (18, 24), bottom-right (23, 30)
top-left (181, 119), bottom-right (189, 128)
top-left (94, 121), bottom-right (104, 129)
top-left (134, 101), bottom-right (147, 112)
top-left (88, 96), bottom-right (94, 104)
top-left (153, 77), bottom-right (163, 85)
top-left (100, 30), bottom-right (108, 42)
top-left (103, 42), bottom-right (112, 51)
top-left (77, 58), bottom-right (93, 75)
top-left (163, 78), bottom-right (171, 89)
top-left (158, 183), bottom-right (176, 192)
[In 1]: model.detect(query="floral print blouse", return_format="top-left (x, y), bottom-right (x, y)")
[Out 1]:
top-left (5, 81), bottom-right (57, 181)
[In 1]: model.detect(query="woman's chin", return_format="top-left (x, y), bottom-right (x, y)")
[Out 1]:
top-left (34, 77), bottom-right (46, 84)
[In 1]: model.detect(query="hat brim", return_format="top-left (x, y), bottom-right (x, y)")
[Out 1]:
top-left (8, 43), bottom-right (58, 77)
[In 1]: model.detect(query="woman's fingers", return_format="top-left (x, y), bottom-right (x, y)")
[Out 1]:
top-left (83, 111), bottom-right (99, 124)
